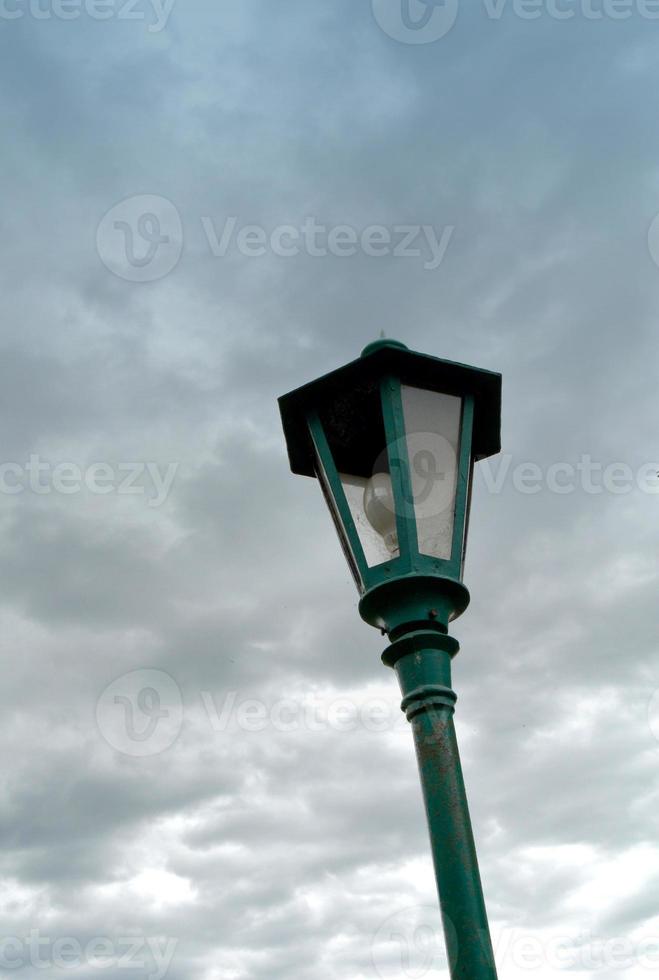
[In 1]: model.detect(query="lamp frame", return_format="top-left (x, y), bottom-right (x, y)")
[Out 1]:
top-left (279, 340), bottom-right (501, 634)
top-left (278, 339), bottom-right (503, 980)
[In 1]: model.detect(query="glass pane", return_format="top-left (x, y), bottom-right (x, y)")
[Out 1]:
top-left (401, 385), bottom-right (462, 561)
top-left (314, 454), bottom-right (363, 591)
top-left (340, 473), bottom-right (398, 567)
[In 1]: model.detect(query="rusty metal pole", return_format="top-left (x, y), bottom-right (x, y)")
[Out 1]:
top-left (383, 630), bottom-right (498, 980)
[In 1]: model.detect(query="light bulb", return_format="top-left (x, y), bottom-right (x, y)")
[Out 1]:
top-left (363, 472), bottom-right (399, 555)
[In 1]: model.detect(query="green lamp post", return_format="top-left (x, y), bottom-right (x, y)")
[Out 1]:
top-left (278, 339), bottom-right (502, 980)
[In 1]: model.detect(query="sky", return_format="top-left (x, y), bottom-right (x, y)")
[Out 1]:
top-left (0, 0), bottom-right (658, 977)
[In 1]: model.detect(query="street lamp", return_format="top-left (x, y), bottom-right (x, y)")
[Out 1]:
top-left (278, 338), bottom-right (502, 980)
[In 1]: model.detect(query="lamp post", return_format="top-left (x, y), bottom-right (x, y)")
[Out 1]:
top-left (278, 339), bottom-right (502, 980)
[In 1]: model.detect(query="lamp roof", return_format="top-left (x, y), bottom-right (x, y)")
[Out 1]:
top-left (279, 342), bottom-right (502, 478)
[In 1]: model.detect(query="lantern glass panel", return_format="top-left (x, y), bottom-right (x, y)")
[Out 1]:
top-left (400, 385), bottom-right (462, 561)
top-left (339, 473), bottom-right (398, 567)
top-left (313, 450), bottom-right (363, 589)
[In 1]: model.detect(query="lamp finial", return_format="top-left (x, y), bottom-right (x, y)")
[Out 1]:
top-left (361, 336), bottom-right (408, 358)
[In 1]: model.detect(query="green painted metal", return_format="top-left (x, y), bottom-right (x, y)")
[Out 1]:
top-left (380, 374), bottom-right (418, 575)
top-left (307, 411), bottom-right (369, 589)
top-left (356, 383), bottom-right (477, 622)
top-left (278, 339), bottom-right (502, 980)
top-left (383, 625), bottom-right (499, 980)
top-left (359, 574), bottom-right (470, 637)
top-left (451, 394), bottom-right (475, 574)
top-left (361, 337), bottom-right (409, 357)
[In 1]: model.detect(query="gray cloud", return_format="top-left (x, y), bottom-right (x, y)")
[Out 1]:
top-left (0, 1), bottom-right (657, 978)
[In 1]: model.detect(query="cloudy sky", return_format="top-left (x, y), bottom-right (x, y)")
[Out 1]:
top-left (0, 0), bottom-right (659, 977)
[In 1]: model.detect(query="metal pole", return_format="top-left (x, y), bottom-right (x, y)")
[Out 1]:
top-left (383, 631), bottom-right (498, 980)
